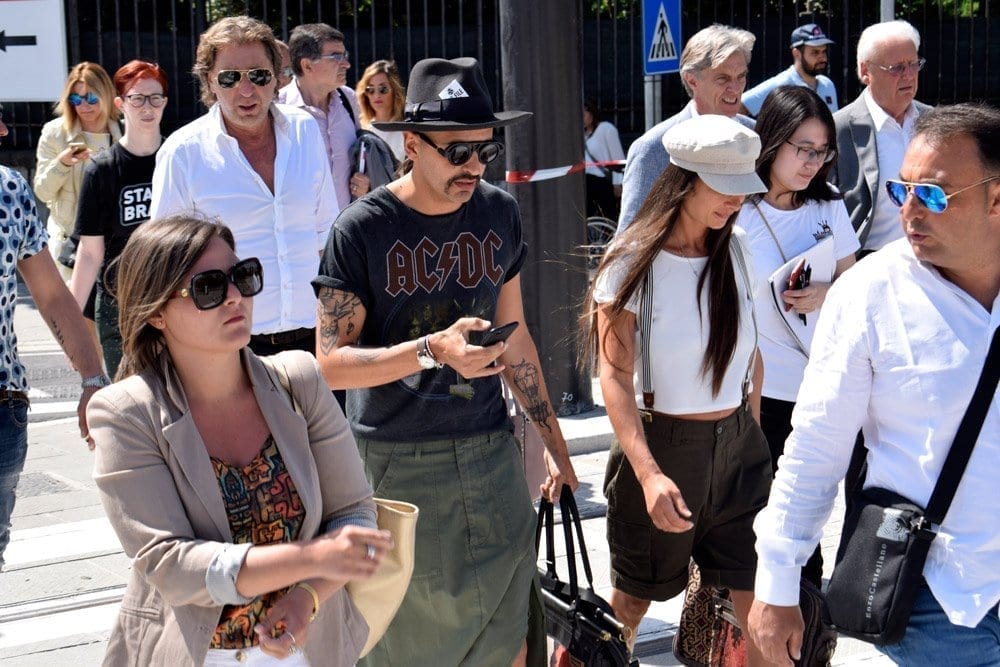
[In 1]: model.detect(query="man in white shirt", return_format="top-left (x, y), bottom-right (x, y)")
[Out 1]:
top-left (832, 20), bottom-right (931, 254)
top-left (617, 24), bottom-right (756, 233)
top-left (150, 16), bottom-right (339, 355)
top-left (748, 103), bottom-right (1000, 666)
top-left (278, 23), bottom-right (368, 208)
top-left (741, 23), bottom-right (839, 117)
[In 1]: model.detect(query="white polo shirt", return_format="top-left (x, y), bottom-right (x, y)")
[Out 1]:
top-left (150, 103), bottom-right (339, 336)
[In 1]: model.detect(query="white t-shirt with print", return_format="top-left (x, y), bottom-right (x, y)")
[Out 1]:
top-left (593, 228), bottom-right (758, 414)
top-left (736, 196), bottom-right (859, 400)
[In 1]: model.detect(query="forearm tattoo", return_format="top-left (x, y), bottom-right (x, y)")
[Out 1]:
top-left (510, 359), bottom-right (553, 432)
top-left (317, 288), bottom-right (362, 356)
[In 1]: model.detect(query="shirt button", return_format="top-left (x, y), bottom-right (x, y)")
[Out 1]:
top-left (716, 426), bottom-right (724, 435)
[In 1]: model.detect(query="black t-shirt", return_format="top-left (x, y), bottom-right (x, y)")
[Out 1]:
top-left (313, 183), bottom-right (527, 442)
top-left (74, 142), bottom-right (158, 293)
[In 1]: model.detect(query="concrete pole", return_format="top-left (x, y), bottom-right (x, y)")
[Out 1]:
top-left (881, 0), bottom-right (895, 22)
top-left (498, 0), bottom-right (594, 415)
top-left (644, 75), bottom-right (663, 131)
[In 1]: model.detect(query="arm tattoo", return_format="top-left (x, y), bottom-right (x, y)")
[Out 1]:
top-left (510, 359), bottom-right (553, 432)
top-left (317, 288), bottom-right (362, 356)
top-left (49, 317), bottom-right (75, 365)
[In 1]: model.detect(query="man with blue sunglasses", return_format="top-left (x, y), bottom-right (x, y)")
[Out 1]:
top-left (751, 103), bottom-right (1000, 667)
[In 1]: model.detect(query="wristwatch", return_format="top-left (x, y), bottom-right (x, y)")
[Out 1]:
top-left (81, 374), bottom-right (112, 389)
top-left (416, 336), bottom-right (443, 370)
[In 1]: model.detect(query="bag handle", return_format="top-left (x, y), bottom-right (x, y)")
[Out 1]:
top-left (924, 326), bottom-right (1000, 526)
top-left (535, 485), bottom-right (598, 599)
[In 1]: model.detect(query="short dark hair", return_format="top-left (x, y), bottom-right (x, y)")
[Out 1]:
top-left (288, 23), bottom-right (345, 76)
top-left (752, 85), bottom-right (840, 207)
top-left (913, 103), bottom-right (1000, 174)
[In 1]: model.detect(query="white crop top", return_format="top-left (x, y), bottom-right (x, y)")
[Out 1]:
top-left (593, 230), bottom-right (758, 413)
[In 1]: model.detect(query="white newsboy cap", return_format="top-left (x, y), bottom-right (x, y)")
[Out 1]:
top-left (662, 115), bottom-right (767, 196)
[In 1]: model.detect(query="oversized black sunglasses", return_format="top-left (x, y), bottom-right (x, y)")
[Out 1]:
top-left (172, 257), bottom-right (263, 310)
top-left (416, 132), bottom-right (505, 166)
top-left (215, 69), bottom-right (273, 89)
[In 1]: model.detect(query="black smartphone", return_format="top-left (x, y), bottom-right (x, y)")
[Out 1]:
top-left (468, 321), bottom-right (519, 347)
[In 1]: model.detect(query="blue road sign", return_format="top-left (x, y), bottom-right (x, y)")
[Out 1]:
top-left (642, 0), bottom-right (682, 75)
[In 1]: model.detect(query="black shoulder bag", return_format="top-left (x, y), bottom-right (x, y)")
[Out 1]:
top-left (825, 326), bottom-right (1000, 645)
top-left (537, 485), bottom-right (637, 666)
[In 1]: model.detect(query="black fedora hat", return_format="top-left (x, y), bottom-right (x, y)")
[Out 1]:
top-left (371, 57), bottom-right (532, 131)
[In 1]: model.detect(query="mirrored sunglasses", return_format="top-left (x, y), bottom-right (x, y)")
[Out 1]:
top-left (365, 84), bottom-right (391, 95)
top-left (172, 257), bottom-right (264, 310)
top-left (416, 132), bottom-right (505, 167)
top-left (215, 69), bottom-right (273, 89)
top-left (68, 92), bottom-right (100, 106)
top-left (885, 176), bottom-right (1000, 213)
top-left (123, 93), bottom-right (166, 108)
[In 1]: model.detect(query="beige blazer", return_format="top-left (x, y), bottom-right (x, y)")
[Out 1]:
top-left (33, 116), bottom-right (122, 238)
top-left (89, 349), bottom-right (373, 666)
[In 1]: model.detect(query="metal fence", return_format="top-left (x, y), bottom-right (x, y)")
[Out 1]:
top-left (2, 0), bottom-right (997, 157)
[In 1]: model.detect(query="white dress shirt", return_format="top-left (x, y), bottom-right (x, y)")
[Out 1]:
top-left (150, 103), bottom-right (339, 336)
top-left (862, 89), bottom-right (920, 251)
top-left (754, 239), bottom-right (1000, 627)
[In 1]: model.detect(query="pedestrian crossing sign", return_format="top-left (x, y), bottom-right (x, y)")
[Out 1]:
top-left (642, 0), bottom-right (681, 75)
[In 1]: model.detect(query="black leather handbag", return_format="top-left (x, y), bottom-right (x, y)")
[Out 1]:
top-left (537, 485), bottom-right (636, 667)
top-left (826, 327), bottom-right (1000, 645)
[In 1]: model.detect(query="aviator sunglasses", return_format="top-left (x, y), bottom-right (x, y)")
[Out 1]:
top-left (885, 176), bottom-right (1000, 213)
top-left (68, 92), bottom-right (100, 106)
top-left (416, 132), bottom-right (504, 166)
top-left (215, 69), bottom-right (273, 89)
top-left (172, 257), bottom-right (264, 310)
top-left (365, 84), bottom-right (391, 95)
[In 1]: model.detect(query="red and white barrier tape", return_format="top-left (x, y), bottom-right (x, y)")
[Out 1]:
top-left (506, 159), bottom-right (626, 183)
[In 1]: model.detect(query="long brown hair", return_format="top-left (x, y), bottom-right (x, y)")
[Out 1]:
top-left (54, 62), bottom-right (119, 133)
top-left (113, 216), bottom-right (236, 380)
top-left (582, 165), bottom-right (740, 396)
top-left (357, 60), bottom-right (406, 127)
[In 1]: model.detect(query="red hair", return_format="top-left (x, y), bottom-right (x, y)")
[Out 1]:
top-left (113, 60), bottom-right (168, 96)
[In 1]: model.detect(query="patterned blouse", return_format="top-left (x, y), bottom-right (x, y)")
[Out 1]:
top-left (210, 435), bottom-right (305, 649)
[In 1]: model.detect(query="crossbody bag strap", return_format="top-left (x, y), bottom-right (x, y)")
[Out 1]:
top-left (336, 87), bottom-right (358, 128)
top-left (751, 200), bottom-right (789, 263)
top-left (638, 271), bottom-right (655, 410)
top-left (729, 233), bottom-right (759, 402)
top-left (924, 326), bottom-right (1000, 526)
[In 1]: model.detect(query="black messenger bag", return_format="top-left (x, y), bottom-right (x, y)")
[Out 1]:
top-left (825, 327), bottom-right (1000, 645)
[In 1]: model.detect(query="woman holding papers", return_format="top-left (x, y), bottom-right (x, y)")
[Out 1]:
top-left (586, 115), bottom-right (772, 660)
top-left (735, 86), bottom-right (858, 587)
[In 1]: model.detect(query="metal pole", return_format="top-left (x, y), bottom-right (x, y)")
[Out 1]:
top-left (881, 0), bottom-right (895, 22)
top-left (499, 0), bottom-right (594, 415)
top-left (644, 74), bottom-right (663, 131)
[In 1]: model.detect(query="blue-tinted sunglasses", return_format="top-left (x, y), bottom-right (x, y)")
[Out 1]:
top-left (68, 92), bottom-right (100, 106)
top-left (885, 176), bottom-right (999, 213)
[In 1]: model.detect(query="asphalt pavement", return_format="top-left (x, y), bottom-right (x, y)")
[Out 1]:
top-left (0, 289), bottom-right (891, 666)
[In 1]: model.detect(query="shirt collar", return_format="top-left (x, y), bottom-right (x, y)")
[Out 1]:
top-left (863, 87), bottom-right (919, 132)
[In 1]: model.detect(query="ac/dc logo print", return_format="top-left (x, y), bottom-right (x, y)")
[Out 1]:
top-left (385, 230), bottom-right (505, 297)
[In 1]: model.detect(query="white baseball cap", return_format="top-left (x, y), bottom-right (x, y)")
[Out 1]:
top-left (662, 115), bottom-right (767, 196)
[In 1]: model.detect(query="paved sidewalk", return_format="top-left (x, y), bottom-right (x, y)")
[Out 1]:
top-left (0, 294), bottom-right (891, 665)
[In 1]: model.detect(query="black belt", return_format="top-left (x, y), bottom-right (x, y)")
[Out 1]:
top-left (0, 389), bottom-right (30, 404)
top-left (250, 327), bottom-right (314, 347)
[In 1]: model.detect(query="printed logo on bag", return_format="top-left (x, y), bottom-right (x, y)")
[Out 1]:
top-left (875, 508), bottom-right (909, 542)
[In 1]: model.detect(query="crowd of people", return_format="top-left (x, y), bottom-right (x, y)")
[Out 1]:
top-left (0, 9), bottom-right (996, 667)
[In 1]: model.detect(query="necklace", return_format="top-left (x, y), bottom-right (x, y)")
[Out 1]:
top-left (665, 244), bottom-right (705, 279)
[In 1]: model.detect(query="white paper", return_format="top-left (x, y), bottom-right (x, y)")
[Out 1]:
top-left (767, 235), bottom-right (836, 357)
top-left (439, 79), bottom-right (470, 99)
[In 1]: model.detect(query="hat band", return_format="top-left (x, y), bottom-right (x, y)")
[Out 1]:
top-left (405, 97), bottom-right (497, 124)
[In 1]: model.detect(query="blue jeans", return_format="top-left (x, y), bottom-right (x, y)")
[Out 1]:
top-left (878, 581), bottom-right (1000, 666)
top-left (0, 397), bottom-right (29, 571)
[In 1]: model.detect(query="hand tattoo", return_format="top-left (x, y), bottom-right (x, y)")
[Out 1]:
top-left (510, 359), bottom-right (553, 432)
top-left (317, 288), bottom-right (362, 355)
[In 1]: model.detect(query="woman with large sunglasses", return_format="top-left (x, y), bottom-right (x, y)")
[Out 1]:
top-left (69, 61), bottom-right (168, 380)
top-left (734, 86), bottom-right (858, 587)
top-left (585, 115), bottom-right (772, 662)
top-left (87, 216), bottom-right (393, 666)
top-left (34, 62), bottom-right (122, 278)
top-left (351, 60), bottom-right (406, 194)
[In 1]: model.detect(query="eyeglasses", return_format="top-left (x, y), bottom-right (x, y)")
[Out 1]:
top-left (885, 176), bottom-right (999, 213)
top-left (68, 92), bottom-right (100, 106)
top-left (123, 93), bottom-right (167, 108)
top-left (171, 257), bottom-right (263, 310)
top-left (785, 141), bottom-right (836, 165)
top-left (316, 52), bottom-right (350, 63)
top-left (215, 69), bottom-right (273, 89)
top-left (365, 84), bottom-right (391, 95)
top-left (871, 57), bottom-right (926, 77)
top-left (416, 132), bottom-right (505, 166)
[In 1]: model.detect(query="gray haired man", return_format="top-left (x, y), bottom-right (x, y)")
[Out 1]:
top-left (617, 23), bottom-right (756, 233)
